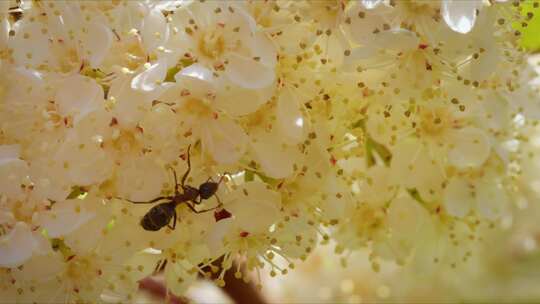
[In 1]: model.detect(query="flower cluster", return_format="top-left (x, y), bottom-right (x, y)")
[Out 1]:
top-left (0, 0), bottom-right (539, 302)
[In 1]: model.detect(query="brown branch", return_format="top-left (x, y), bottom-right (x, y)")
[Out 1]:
top-left (139, 258), bottom-right (266, 304)
top-left (219, 265), bottom-right (266, 304)
top-left (199, 259), bottom-right (267, 304)
top-left (139, 277), bottom-right (189, 304)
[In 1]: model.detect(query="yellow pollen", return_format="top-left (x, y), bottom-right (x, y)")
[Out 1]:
top-left (198, 31), bottom-right (226, 59)
top-left (182, 98), bottom-right (213, 117)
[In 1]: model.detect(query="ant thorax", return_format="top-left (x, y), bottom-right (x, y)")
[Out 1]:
top-left (178, 185), bottom-right (199, 202)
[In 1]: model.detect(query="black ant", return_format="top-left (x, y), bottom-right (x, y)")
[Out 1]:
top-left (121, 145), bottom-right (230, 231)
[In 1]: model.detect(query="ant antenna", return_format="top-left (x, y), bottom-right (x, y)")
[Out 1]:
top-left (181, 145), bottom-right (192, 186)
top-left (167, 165), bottom-right (180, 195)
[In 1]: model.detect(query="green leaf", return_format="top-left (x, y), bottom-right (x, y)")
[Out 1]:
top-left (351, 118), bottom-right (365, 129)
top-left (164, 65), bottom-right (182, 82)
top-left (515, 2), bottom-right (540, 52)
top-left (164, 58), bottom-right (196, 82)
top-left (41, 229), bottom-right (49, 238)
top-left (244, 169), bottom-right (280, 185)
top-left (106, 219), bottom-right (116, 231)
top-left (66, 186), bottom-right (88, 200)
top-left (365, 137), bottom-right (392, 167)
top-left (407, 188), bottom-right (427, 205)
top-left (244, 169), bottom-right (255, 182)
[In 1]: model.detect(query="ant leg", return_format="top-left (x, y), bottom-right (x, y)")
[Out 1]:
top-left (167, 211), bottom-right (177, 230)
top-left (218, 172), bottom-right (232, 184)
top-left (186, 201), bottom-right (220, 213)
top-left (119, 196), bottom-right (170, 204)
top-left (181, 145), bottom-right (192, 187)
top-left (207, 173), bottom-right (228, 185)
top-left (154, 259), bottom-right (168, 274)
top-left (153, 259), bottom-right (164, 274)
top-left (213, 193), bottom-right (223, 208)
top-left (185, 202), bottom-right (199, 213)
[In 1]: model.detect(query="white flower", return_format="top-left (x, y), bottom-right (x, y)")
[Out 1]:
top-left (167, 2), bottom-right (277, 90)
top-left (34, 199), bottom-right (95, 238)
top-left (242, 89), bottom-right (305, 179)
top-left (0, 222), bottom-right (47, 268)
top-left (159, 64), bottom-right (251, 164)
top-left (366, 96), bottom-right (492, 200)
top-left (140, 7), bottom-right (170, 53)
top-left (114, 154), bottom-right (168, 201)
top-left (443, 170), bottom-right (510, 220)
top-left (108, 65), bottom-right (169, 128)
top-left (212, 181), bottom-right (281, 238)
top-left (361, 0), bottom-right (488, 34)
top-left (9, 19), bottom-right (51, 68)
top-left (0, 145), bottom-right (29, 200)
top-left (54, 75), bottom-right (103, 122)
top-left (384, 195), bottom-right (433, 260)
top-left (8, 2), bottom-right (113, 71)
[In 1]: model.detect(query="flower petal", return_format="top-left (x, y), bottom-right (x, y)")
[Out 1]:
top-left (373, 29), bottom-right (419, 52)
top-left (361, 165), bottom-right (397, 207)
top-left (110, 74), bottom-right (161, 128)
top-left (131, 59), bottom-right (168, 92)
top-left (225, 53), bottom-right (275, 89)
top-left (388, 196), bottom-right (430, 242)
top-left (248, 32), bottom-right (277, 67)
top-left (343, 4), bottom-right (387, 45)
top-left (361, 0), bottom-right (383, 9)
top-left (0, 144), bottom-right (20, 159)
top-left (174, 64), bottom-right (216, 98)
top-left (250, 131), bottom-right (297, 179)
top-left (448, 127), bottom-right (491, 169)
top-left (443, 178), bottom-right (474, 218)
top-left (11, 251), bottom-right (64, 282)
top-left (225, 181), bottom-right (281, 234)
top-left (115, 156), bottom-right (167, 201)
top-left (213, 77), bottom-right (274, 116)
top-left (175, 63), bottom-right (214, 83)
top-left (475, 177), bottom-right (508, 220)
top-left (0, 16), bottom-right (9, 50)
top-left (441, 0), bottom-right (482, 34)
top-left (0, 146), bottom-right (28, 200)
top-left (34, 200), bottom-right (96, 238)
top-left (141, 8), bottom-right (169, 52)
top-left (390, 140), bottom-right (445, 201)
top-left (54, 135), bottom-right (114, 186)
top-left (206, 218), bottom-right (233, 254)
top-left (200, 116), bottom-right (248, 164)
top-left (11, 21), bottom-right (50, 67)
top-left (0, 222), bottom-right (37, 268)
top-left (165, 260), bottom-right (198, 296)
top-left (79, 22), bottom-right (113, 68)
top-left (55, 75), bottom-right (103, 117)
top-left (152, 0), bottom-right (194, 11)
top-left (276, 88), bottom-right (304, 144)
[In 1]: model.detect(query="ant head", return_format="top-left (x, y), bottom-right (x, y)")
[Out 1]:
top-left (199, 181), bottom-right (218, 199)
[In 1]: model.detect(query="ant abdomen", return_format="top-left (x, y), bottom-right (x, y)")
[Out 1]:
top-left (140, 202), bottom-right (176, 231)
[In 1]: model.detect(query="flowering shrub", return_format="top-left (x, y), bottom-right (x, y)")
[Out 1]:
top-left (0, 0), bottom-right (539, 302)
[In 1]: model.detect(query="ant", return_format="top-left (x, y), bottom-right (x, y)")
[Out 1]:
top-left (121, 145), bottom-right (229, 231)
